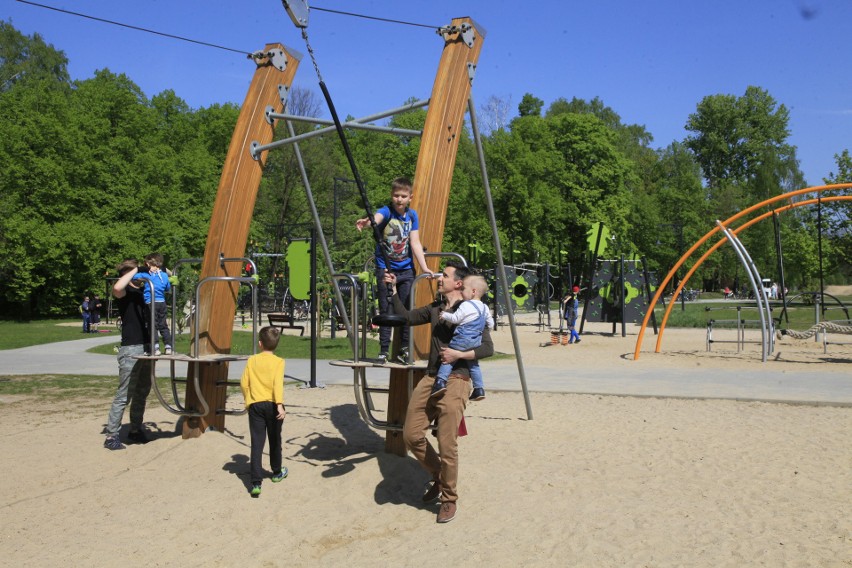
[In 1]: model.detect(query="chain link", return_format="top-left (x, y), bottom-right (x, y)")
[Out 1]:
top-left (301, 28), bottom-right (324, 83)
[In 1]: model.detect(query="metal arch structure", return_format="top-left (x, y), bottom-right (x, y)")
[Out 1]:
top-left (633, 184), bottom-right (852, 360)
top-left (644, 195), bottom-right (852, 359)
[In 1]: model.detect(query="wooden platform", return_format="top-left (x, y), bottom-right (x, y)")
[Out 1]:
top-left (329, 359), bottom-right (428, 371)
top-left (134, 354), bottom-right (250, 363)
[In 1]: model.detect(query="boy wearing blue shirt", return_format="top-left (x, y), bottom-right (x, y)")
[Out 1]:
top-left (132, 253), bottom-right (173, 355)
top-left (356, 177), bottom-right (431, 364)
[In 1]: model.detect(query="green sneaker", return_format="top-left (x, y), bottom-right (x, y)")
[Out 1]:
top-left (271, 467), bottom-right (288, 482)
top-left (250, 485), bottom-right (261, 497)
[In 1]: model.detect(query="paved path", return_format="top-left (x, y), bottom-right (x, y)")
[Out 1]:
top-left (1, 334), bottom-right (850, 406)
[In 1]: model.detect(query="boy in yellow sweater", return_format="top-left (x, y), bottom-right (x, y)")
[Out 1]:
top-left (240, 326), bottom-right (287, 497)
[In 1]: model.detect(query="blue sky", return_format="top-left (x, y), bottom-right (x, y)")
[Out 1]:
top-left (7, 0), bottom-right (851, 185)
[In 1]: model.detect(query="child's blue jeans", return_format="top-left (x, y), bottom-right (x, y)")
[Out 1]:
top-left (436, 334), bottom-right (483, 390)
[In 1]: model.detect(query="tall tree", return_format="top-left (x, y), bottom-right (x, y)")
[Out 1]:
top-left (685, 86), bottom-right (803, 195)
top-left (821, 149), bottom-right (852, 280)
top-left (517, 93), bottom-right (543, 117)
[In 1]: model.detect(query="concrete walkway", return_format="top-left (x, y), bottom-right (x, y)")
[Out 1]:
top-left (1, 334), bottom-right (850, 406)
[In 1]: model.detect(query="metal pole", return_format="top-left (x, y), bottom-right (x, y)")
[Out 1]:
top-left (468, 96), bottom-right (533, 420)
top-left (283, 118), bottom-right (355, 353)
top-left (817, 197), bottom-right (825, 317)
top-left (253, 98), bottom-right (430, 155)
top-left (620, 254), bottom-right (626, 337)
top-left (678, 225), bottom-right (686, 312)
top-left (716, 221), bottom-right (769, 362)
top-left (773, 212), bottom-right (789, 324)
top-left (309, 230), bottom-right (317, 388)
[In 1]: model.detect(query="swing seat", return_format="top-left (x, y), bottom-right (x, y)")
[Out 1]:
top-left (371, 313), bottom-right (408, 327)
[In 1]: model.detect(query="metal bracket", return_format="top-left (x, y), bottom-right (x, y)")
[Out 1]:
top-left (268, 48), bottom-right (288, 71)
top-left (460, 23), bottom-right (475, 48)
top-left (264, 105), bottom-right (276, 125)
top-left (249, 48), bottom-right (287, 71)
top-left (278, 84), bottom-right (290, 112)
top-left (467, 62), bottom-right (477, 85)
top-left (282, 0), bottom-right (310, 28)
top-left (437, 22), bottom-right (476, 49)
top-left (249, 141), bottom-right (260, 161)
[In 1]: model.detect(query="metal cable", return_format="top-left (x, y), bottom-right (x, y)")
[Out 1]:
top-left (14, 0), bottom-right (254, 56)
top-left (311, 5), bottom-right (441, 30)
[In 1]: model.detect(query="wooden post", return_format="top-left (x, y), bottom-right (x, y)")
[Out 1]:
top-left (385, 19), bottom-right (486, 454)
top-left (183, 45), bottom-right (300, 437)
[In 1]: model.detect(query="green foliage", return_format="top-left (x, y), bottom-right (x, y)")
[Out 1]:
top-left (88, 330), bottom-right (376, 359)
top-left (821, 150), bottom-right (851, 280)
top-left (685, 86), bottom-right (802, 199)
top-left (0, 23), bottom-right (238, 318)
top-left (517, 93), bottom-right (544, 117)
top-left (1, 21), bottom-right (846, 322)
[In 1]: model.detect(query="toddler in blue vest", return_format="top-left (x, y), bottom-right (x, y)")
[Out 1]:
top-left (431, 274), bottom-right (494, 401)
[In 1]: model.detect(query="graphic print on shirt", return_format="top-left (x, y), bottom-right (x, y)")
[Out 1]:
top-left (382, 216), bottom-right (411, 263)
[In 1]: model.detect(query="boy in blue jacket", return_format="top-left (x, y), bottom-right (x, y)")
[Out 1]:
top-left (132, 253), bottom-right (173, 355)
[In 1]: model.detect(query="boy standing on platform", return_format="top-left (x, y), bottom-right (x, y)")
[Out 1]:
top-left (132, 253), bottom-right (173, 355)
top-left (355, 177), bottom-right (431, 364)
top-left (240, 326), bottom-right (288, 498)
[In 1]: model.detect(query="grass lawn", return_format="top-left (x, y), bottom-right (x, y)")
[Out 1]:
top-left (87, 330), bottom-right (381, 360)
top-left (0, 373), bottom-right (303, 402)
top-left (654, 298), bottom-right (851, 329)
top-left (0, 319), bottom-right (380, 358)
top-left (0, 319), bottom-right (104, 350)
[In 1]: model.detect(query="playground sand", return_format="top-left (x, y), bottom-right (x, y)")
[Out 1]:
top-left (1, 323), bottom-right (851, 567)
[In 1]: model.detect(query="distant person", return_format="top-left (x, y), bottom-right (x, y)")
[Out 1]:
top-left (355, 177), bottom-right (431, 365)
top-left (103, 259), bottom-right (153, 450)
top-left (240, 326), bottom-right (288, 498)
top-left (132, 253), bottom-right (172, 355)
top-left (561, 286), bottom-right (581, 344)
top-left (89, 294), bottom-right (103, 333)
top-left (80, 295), bottom-right (90, 333)
top-left (432, 274), bottom-right (494, 402)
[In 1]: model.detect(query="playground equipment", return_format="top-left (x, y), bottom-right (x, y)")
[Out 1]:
top-left (275, 4), bottom-right (531, 451)
top-left (144, 7), bottom-right (530, 449)
top-left (776, 292), bottom-right (852, 353)
top-left (135, 257), bottom-right (261, 422)
top-left (634, 185), bottom-right (852, 361)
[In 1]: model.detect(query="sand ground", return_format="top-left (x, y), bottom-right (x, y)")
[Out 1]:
top-left (1, 316), bottom-right (850, 567)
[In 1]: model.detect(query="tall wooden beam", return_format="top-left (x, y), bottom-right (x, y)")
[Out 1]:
top-left (385, 19), bottom-right (486, 454)
top-left (183, 45), bottom-right (300, 437)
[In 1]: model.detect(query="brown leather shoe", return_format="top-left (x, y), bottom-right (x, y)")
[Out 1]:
top-left (437, 501), bottom-right (456, 523)
top-left (422, 480), bottom-right (441, 503)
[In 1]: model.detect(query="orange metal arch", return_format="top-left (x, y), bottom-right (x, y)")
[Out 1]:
top-left (634, 183), bottom-right (852, 360)
top-left (653, 195), bottom-right (852, 352)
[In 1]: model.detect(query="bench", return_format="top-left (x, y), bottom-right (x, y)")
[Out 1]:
top-left (266, 313), bottom-right (305, 336)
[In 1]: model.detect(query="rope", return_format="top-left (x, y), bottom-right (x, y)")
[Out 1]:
top-left (778, 321), bottom-right (852, 339)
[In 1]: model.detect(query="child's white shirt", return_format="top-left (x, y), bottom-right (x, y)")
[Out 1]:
top-left (440, 299), bottom-right (494, 329)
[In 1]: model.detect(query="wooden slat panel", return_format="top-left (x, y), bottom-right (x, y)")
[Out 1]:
top-left (385, 19), bottom-right (485, 455)
top-left (183, 45), bottom-right (299, 437)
